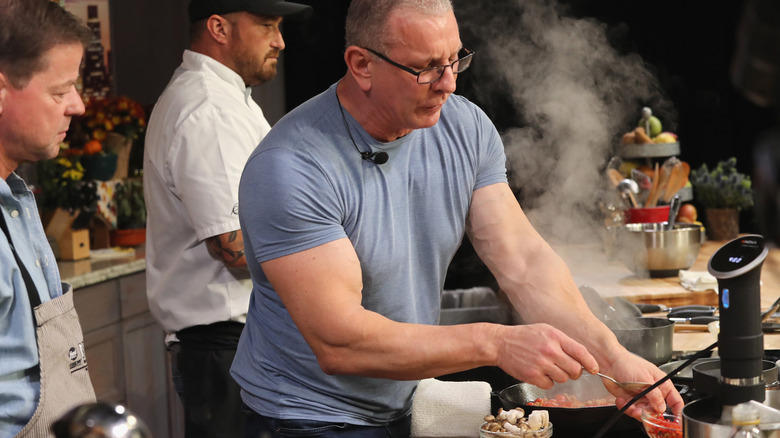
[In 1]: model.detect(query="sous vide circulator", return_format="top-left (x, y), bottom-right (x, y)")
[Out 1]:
top-left (708, 234), bottom-right (769, 406)
top-left (682, 235), bottom-right (780, 437)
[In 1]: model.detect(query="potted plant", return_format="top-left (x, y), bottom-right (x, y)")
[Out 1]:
top-left (110, 178), bottom-right (146, 247)
top-left (689, 157), bottom-right (753, 240)
top-left (36, 151), bottom-right (98, 259)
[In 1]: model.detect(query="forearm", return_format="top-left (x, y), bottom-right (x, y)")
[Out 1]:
top-left (497, 243), bottom-right (624, 367)
top-left (467, 184), bottom-right (623, 367)
top-left (206, 230), bottom-right (246, 267)
top-left (312, 311), bottom-right (503, 380)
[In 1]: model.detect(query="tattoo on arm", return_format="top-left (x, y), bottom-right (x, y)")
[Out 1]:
top-left (206, 231), bottom-right (246, 266)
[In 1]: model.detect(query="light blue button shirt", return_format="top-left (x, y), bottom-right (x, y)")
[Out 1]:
top-left (0, 172), bottom-right (64, 437)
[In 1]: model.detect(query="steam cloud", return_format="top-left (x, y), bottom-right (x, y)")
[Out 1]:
top-left (455, 0), bottom-right (677, 245)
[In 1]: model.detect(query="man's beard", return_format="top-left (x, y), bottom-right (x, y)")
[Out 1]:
top-left (236, 52), bottom-right (278, 87)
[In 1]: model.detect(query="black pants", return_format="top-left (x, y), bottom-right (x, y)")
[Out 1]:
top-left (244, 405), bottom-right (412, 438)
top-left (172, 321), bottom-right (247, 438)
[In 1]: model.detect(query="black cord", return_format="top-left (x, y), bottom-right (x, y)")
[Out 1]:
top-left (335, 90), bottom-right (388, 164)
top-left (336, 92), bottom-right (364, 158)
top-left (592, 341), bottom-right (719, 438)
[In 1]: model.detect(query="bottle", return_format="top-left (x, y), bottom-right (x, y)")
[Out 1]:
top-left (729, 402), bottom-right (763, 437)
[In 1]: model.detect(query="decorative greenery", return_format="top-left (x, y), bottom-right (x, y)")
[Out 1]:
top-left (690, 157), bottom-right (753, 210)
top-left (37, 153), bottom-right (98, 229)
top-left (114, 179), bottom-right (146, 229)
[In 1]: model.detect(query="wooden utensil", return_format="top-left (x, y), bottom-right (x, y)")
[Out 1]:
top-left (646, 158), bottom-right (679, 207)
top-left (607, 168), bottom-right (623, 188)
top-left (662, 161), bottom-right (690, 203)
top-left (644, 162), bottom-right (661, 207)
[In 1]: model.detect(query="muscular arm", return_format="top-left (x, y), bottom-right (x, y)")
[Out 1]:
top-left (258, 185), bottom-right (595, 382)
top-left (261, 238), bottom-right (499, 379)
top-left (466, 182), bottom-right (682, 416)
top-left (467, 184), bottom-right (621, 367)
top-left (206, 230), bottom-right (246, 268)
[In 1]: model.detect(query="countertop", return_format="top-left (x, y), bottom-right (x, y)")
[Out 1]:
top-left (553, 237), bottom-right (780, 353)
top-left (56, 236), bottom-right (780, 353)
top-left (58, 245), bottom-right (146, 290)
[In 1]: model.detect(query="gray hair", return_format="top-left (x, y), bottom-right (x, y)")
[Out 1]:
top-left (0, 0), bottom-right (91, 88)
top-left (345, 0), bottom-right (453, 52)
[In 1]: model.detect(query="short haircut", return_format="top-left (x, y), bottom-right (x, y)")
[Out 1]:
top-left (0, 0), bottom-right (92, 88)
top-left (344, 0), bottom-right (453, 53)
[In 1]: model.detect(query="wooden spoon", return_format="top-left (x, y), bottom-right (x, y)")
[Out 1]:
top-left (662, 162), bottom-right (690, 203)
top-left (647, 158), bottom-right (679, 207)
top-left (644, 162), bottom-right (661, 207)
top-left (607, 168), bottom-right (623, 188)
top-left (662, 162), bottom-right (682, 202)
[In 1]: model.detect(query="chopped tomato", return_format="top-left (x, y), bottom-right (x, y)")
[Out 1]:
top-left (644, 413), bottom-right (683, 438)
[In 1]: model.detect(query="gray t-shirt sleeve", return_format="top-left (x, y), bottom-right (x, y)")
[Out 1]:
top-left (239, 145), bottom-right (347, 264)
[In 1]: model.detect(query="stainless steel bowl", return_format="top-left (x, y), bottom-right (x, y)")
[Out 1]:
top-left (615, 222), bottom-right (703, 278)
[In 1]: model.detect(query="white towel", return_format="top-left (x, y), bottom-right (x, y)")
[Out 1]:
top-left (411, 378), bottom-right (492, 438)
top-left (679, 269), bottom-right (718, 291)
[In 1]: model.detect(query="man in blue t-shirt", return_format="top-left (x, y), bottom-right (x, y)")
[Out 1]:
top-left (232, 0), bottom-right (683, 436)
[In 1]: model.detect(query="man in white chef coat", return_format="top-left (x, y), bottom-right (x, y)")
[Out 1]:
top-left (143, 0), bottom-right (311, 436)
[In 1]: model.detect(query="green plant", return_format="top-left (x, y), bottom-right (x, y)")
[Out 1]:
top-left (689, 157), bottom-right (753, 210)
top-left (114, 179), bottom-right (146, 229)
top-left (36, 154), bottom-right (98, 229)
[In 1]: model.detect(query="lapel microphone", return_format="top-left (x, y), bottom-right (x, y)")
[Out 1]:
top-left (336, 91), bottom-right (388, 165)
top-left (359, 150), bottom-right (389, 164)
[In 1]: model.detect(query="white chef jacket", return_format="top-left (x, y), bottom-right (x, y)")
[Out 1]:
top-left (143, 50), bottom-right (271, 333)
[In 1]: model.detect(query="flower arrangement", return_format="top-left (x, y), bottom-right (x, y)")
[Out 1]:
top-left (689, 157), bottom-right (753, 210)
top-left (37, 151), bottom-right (98, 229)
top-left (37, 96), bottom-right (147, 233)
top-left (66, 95), bottom-right (147, 152)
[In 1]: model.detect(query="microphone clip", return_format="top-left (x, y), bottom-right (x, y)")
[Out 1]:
top-left (361, 150), bottom-right (389, 165)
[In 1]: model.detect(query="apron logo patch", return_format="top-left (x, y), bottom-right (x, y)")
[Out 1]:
top-left (68, 342), bottom-right (89, 373)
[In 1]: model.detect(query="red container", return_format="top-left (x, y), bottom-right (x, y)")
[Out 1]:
top-left (110, 228), bottom-right (146, 247)
top-left (625, 206), bottom-right (670, 224)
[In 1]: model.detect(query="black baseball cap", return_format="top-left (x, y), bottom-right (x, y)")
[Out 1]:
top-left (188, 0), bottom-right (313, 22)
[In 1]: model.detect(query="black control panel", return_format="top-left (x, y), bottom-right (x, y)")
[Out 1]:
top-left (709, 235), bottom-right (768, 279)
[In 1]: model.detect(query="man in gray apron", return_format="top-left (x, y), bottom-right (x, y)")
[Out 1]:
top-left (0, 1), bottom-right (97, 436)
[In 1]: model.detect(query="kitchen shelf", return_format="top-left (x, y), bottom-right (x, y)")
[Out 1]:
top-left (618, 142), bottom-right (680, 158)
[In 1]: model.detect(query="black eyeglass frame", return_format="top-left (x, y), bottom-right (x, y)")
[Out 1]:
top-left (363, 47), bottom-right (475, 84)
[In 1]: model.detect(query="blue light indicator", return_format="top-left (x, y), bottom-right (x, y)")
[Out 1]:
top-left (723, 288), bottom-right (730, 309)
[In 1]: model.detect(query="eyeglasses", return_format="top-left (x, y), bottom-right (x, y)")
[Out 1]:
top-left (364, 47), bottom-right (475, 84)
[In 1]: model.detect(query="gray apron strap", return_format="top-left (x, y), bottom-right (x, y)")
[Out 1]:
top-left (15, 285), bottom-right (96, 437)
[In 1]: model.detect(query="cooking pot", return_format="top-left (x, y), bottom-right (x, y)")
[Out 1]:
top-left (691, 359), bottom-right (780, 401)
top-left (497, 374), bottom-right (641, 436)
top-left (658, 358), bottom-right (716, 385)
top-left (607, 317), bottom-right (674, 365)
